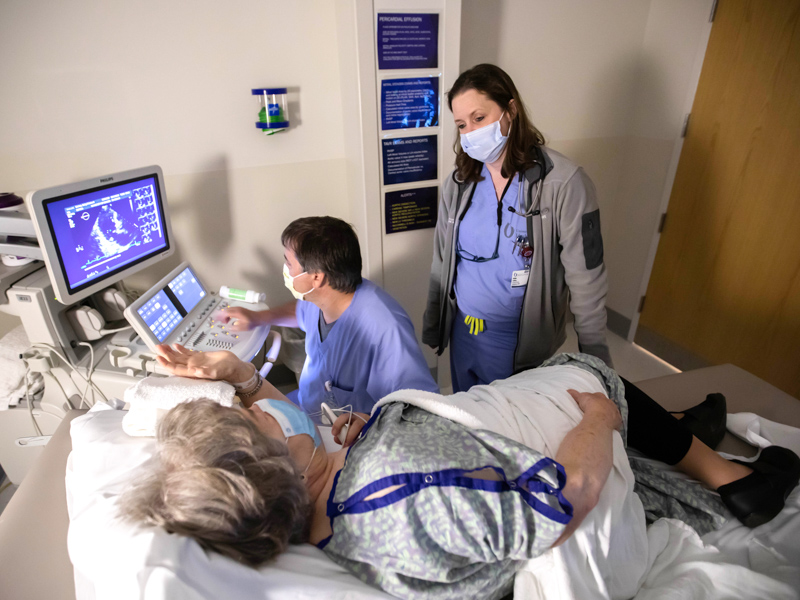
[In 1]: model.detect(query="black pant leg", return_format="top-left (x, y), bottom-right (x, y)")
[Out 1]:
top-left (622, 377), bottom-right (693, 465)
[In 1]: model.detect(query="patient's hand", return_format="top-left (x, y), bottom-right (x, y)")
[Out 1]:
top-left (155, 344), bottom-right (253, 383)
top-left (567, 390), bottom-right (622, 432)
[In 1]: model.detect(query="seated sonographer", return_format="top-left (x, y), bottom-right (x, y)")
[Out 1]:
top-left (217, 216), bottom-right (439, 424)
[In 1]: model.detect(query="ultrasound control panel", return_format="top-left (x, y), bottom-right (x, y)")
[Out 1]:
top-left (177, 298), bottom-right (250, 351)
top-left (123, 261), bottom-right (268, 361)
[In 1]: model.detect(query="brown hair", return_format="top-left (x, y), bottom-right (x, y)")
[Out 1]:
top-left (447, 63), bottom-right (546, 183)
top-left (119, 400), bottom-right (312, 567)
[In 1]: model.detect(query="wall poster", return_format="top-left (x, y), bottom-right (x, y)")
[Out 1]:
top-left (381, 77), bottom-right (439, 130)
top-left (382, 135), bottom-right (438, 185)
top-left (385, 186), bottom-right (438, 234)
top-left (377, 13), bottom-right (439, 70)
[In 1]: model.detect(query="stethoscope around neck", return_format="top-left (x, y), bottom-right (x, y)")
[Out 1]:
top-left (506, 171), bottom-right (543, 218)
top-left (456, 162), bottom-right (546, 263)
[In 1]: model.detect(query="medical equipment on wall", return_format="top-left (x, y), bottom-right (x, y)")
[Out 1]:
top-left (0, 165), bottom-right (272, 484)
top-left (253, 88), bottom-right (290, 135)
top-left (123, 261), bottom-right (268, 356)
top-left (219, 285), bottom-right (266, 304)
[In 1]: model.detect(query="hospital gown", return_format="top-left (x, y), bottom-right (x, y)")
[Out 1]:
top-left (319, 402), bottom-right (572, 600)
top-left (295, 279), bottom-right (439, 422)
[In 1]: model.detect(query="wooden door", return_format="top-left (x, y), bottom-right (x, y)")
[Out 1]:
top-left (638, 0), bottom-right (800, 398)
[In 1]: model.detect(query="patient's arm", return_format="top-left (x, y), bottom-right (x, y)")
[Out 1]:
top-left (155, 344), bottom-right (252, 380)
top-left (551, 389), bottom-right (621, 547)
top-left (154, 344), bottom-right (289, 407)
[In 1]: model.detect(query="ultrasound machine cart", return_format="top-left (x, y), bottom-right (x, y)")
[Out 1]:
top-left (0, 166), bottom-right (270, 484)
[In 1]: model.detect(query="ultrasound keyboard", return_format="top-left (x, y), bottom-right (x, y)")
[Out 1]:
top-left (123, 261), bottom-right (269, 362)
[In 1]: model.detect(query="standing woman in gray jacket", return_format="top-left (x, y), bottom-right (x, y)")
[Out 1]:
top-left (420, 65), bottom-right (800, 530)
top-left (423, 63), bottom-right (612, 392)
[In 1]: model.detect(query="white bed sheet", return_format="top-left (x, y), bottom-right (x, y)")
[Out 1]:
top-left (66, 405), bottom-right (392, 600)
top-left (632, 412), bottom-right (800, 600)
top-left (66, 404), bottom-right (800, 600)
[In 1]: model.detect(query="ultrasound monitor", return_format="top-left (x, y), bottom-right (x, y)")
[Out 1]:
top-left (27, 165), bottom-right (174, 304)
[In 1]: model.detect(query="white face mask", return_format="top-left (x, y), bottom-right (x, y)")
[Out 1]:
top-left (459, 112), bottom-right (509, 164)
top-left (283, 263), bottom-right (314, 300)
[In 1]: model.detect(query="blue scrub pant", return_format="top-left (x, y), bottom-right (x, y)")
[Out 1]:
top-left (450, 309), bottom-right (519, 393)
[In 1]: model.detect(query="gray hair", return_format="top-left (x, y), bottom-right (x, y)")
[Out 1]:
top-left (119, 399), bottom-right (311, 566)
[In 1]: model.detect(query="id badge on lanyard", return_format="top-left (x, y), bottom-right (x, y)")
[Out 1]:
top-left (511, 269), bottom-right (529, 287)
top-left (511, 234), bottom-right (532, 288)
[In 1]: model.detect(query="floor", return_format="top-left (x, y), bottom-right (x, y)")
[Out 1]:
top-left (0, 327), bottom-right (678, 515)
top-left (557, 327), bottom-right (680, 383)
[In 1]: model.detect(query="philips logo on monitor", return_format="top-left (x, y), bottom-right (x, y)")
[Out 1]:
top-left (100, 177), bottom-right (114, 183)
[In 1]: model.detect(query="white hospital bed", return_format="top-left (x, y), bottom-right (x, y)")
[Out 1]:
top-left (1, 364), bottom-right (799, 600)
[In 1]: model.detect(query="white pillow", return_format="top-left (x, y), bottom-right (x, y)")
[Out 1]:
top-left (66, 405), bottom-right (391, 600)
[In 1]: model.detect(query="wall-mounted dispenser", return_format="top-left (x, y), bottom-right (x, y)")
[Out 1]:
top-left (252, 88), bottom-right (289, 135)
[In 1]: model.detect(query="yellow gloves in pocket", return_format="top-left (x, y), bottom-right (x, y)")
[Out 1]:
top-left (464, 314), bottom-right (485, 336)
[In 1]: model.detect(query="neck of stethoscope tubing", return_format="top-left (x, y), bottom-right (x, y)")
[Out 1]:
top-left (509, 174), bottom-right (541, 218)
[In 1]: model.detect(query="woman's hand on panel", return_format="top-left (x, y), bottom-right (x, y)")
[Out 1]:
top-left (567, 389), bottom-right (622, 432)
top-left (154, 343), bottom-right (253, 383)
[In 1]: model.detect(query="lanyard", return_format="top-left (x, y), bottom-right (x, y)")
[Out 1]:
top-left (456, 198), bottom-right (503, 263)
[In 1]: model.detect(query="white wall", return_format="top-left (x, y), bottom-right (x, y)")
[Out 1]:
top-left (0, 0), bottom-right (715, 343)
top-left (459, 0), bottom-right (713, 327)
top-left (0, 0), bottom-right (350, 308)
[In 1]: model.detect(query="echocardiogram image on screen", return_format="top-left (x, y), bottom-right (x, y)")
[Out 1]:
top-left (43, 175), bottom-right (169, 293)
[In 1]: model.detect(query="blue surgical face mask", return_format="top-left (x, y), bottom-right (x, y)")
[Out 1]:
top-left (253, 398), bottom-right (322, 447)
top-left (460, 112), bottom-right (509, 164)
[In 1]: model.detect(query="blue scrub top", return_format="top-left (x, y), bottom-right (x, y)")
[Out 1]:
top-left (295, 279), bottom-right (439, 423)
top-left (454, 165), bottom-right (530, 323)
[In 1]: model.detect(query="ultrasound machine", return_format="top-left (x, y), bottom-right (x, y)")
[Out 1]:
top-left (0, 166), bottom-right (271, 483)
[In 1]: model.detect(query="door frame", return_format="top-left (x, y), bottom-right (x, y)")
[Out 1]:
top-left (626, 10), bottom-right (716, 342)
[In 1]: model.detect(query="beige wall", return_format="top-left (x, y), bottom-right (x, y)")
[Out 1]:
top-left (459, 0), bottom-right (713, 326)
top-left (1, 0), bottom-right (715, 337)
top-left (0, 0), bottom-right (350, 308)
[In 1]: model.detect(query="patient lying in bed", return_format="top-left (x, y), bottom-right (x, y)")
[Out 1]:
top-left (114, 347), bottom-right (799, 600)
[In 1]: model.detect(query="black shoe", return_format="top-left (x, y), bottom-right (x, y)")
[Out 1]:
top-left (671, 393), bottom-right (727, 449)
top-left (718, 445), bottom-right (800, 528)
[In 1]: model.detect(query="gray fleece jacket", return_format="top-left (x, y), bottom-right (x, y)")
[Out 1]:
top-left (422, 147), bottom-right (612, 371)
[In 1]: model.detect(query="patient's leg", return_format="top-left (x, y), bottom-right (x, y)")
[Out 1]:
top-left (622, 378), bottom-right (752, 488)
top-left (674, 437), bottom-right (752, 489)
top-left (622, 378), bottom-right (800, 526)
top-left (624, 378), bottom-right (694, 465)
